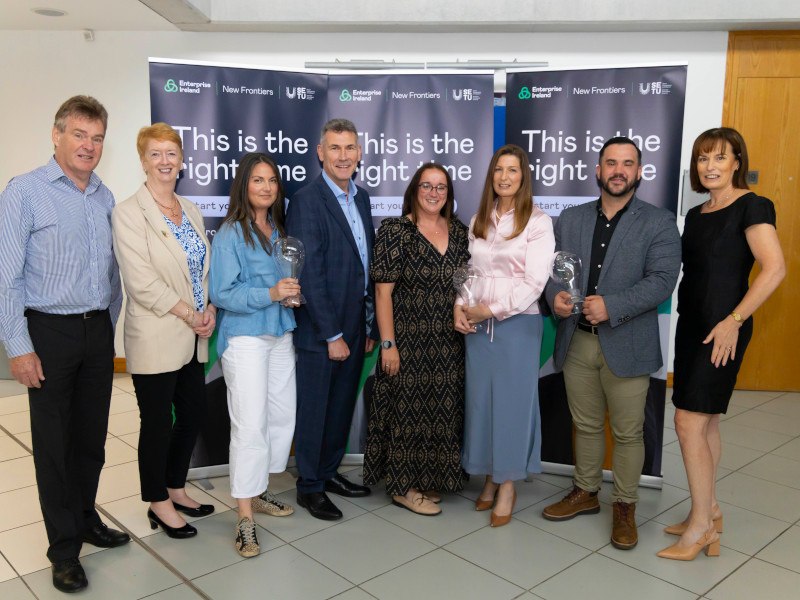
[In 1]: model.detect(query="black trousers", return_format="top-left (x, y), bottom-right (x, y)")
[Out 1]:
top-left (132, 352), bottom-right (206, 502)
top-left (26, 310), bottom-right (114, 563)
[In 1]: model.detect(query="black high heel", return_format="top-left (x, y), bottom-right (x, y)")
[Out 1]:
top-left (172, 501), bottom-right (214, 517)
top-left (147, 509), bottom-right (197, 539)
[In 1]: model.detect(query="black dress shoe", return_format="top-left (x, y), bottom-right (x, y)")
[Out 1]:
top-left (324, 474), bottom-right (372, 498)
top-left (52, 558), bottom-right (88, 593)
top-left (82, 522), bottom-right (131, 548)
top-left (172, 501), bottom-right (215, 517)
top-left (296, 491), bottom-right (343, 521)
top-left (147, 509), bottom-right (198, 539)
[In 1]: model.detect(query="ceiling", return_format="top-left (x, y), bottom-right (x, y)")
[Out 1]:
top-left (1, 0), bottom-right (799, 33)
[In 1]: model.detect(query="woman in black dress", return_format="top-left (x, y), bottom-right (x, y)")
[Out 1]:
top-left (363, 163), bottom-right (469, 516)
top-left (658, 128), bottom-right (785, 561)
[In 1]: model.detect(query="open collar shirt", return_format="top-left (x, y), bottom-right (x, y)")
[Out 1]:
top-left (0, 157), bottom-right (121, 357)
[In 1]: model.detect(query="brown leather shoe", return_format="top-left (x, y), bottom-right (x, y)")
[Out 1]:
top-left (611, 501), bottom-right (638, 549)
top-left (542, 486), bottom-right (600, 521)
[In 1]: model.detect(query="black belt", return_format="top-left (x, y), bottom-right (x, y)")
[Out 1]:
top-left (25, 308), bottom-right (107, 320)
top-left (577, 322), bottom-right (599, 335)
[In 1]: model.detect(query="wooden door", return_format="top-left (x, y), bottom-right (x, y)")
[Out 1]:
top-left (723, 32), bottom-right (800, 391)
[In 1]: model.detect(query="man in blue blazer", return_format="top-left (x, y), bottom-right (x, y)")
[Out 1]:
top-left (286, 118), bottom-right (378, 520)
top-left (542, 137), bottom-right (681, 549)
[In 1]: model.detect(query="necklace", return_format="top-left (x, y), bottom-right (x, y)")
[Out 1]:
top-left (146, 183), bottom-right (179, 219)
top-left (418, 219), bottom-right (444, 235)
top-left (706, 188), bottom-right (734, 210)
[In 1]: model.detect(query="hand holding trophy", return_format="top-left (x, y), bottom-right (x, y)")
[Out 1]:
top-left (274, 236), bottom-right (306, 307)
top-left (453, 264), bottom-right (486, 332)
top-left (549, 251), bottom-right (584, 315)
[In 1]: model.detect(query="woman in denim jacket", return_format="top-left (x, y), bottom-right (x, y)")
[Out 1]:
top-left (210, 153), bottom-right (300, 558)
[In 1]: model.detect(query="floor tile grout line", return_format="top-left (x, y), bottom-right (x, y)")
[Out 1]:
top-left (0, 546), bottom-right (40, 599)
top-left (94, 504), bottom-right (211, 600)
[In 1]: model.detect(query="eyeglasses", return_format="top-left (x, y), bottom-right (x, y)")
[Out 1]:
top-left (418, 182), bottom-right (448, 194)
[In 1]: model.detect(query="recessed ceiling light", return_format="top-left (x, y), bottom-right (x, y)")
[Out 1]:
top-left (32, 8), bottom-right (68, 17)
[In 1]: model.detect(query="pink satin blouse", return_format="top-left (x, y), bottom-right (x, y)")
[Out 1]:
top-left (465, 204), bottom-right (555, 320)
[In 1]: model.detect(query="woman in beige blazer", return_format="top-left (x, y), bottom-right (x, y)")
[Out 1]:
top-left (112, 123), bottom-right (215, 539)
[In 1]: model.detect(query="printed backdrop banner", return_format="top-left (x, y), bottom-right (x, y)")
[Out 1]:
top-left (326, 72), bottom-right (495, 452)
top-left (327, 72), bottom-right (495, 229)
top-left (148, 60), bottom-right (494, 470)
top-left (149, 59), bottom-right (328, 472)
top-left (506, 64), bottom-right (687, 482)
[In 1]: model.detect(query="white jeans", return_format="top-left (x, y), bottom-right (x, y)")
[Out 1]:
top-left (221, 333), bottom-right (296, 498)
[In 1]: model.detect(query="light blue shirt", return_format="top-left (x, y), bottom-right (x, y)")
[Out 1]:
top-left (321, 171), bottom-right (369, 294)
top-left (209, 220), bottom-right (296, 358)
top-left (0, 157), bottom-right (122, 357)
top-left (321, 171), bottom-right (369, 343)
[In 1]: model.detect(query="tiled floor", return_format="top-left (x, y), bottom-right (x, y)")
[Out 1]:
top-left (1, 375), bottom-right (799, 599)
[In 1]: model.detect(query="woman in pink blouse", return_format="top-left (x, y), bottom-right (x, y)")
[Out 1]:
top-left (455, 144), bottom-right (555, 527)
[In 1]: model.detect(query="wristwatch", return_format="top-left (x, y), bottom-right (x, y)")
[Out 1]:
top-left (381, 339), bottom-right (395, 349)
top-left (730, 311), bottom-right (743, 323)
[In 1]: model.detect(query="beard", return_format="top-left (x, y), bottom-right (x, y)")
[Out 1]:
top-left (596, 174), bottom-right (641, 197)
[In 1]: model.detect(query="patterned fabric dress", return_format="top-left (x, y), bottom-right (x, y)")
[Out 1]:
top-left (363, 216), bottom-right (469, 496)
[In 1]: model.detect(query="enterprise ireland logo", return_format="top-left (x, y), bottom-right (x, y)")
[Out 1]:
top-left (163, 77), bottom-right (211, 95)
top-left (518, 85), bottom-right (563, 99)
top-left (338, 88), bottom-right (381, 102)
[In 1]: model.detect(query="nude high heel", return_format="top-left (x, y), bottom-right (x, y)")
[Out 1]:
top-left (657, 526), bottom-right (720, 561)
top-left (664, 507), bottom-right (723, 536)
top-left (490, 490), bottom-right (516, 527)
top-left (475, 478), bottom-right (498, 511)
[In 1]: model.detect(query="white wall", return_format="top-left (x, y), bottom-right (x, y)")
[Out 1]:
top-left (0, 30), bottom-right (729, 364)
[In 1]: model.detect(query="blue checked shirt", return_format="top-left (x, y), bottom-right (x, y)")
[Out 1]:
top-left (0, 157), bottom-right (122, 357)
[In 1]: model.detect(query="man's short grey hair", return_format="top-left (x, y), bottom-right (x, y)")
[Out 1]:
top-left (320, 118), bottom-right (358, 145)
top-left (53, 95), bottom-right (108, 133)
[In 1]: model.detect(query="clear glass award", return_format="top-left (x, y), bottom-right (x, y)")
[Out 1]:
top-left (453, 264), bottom-right (486, 332)
top-left (549, 251), bottom-right (584, 315)
top-left (274, 236), bottom-right (306, 307)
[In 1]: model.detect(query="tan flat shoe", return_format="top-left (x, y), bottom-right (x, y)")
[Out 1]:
top-left (422, 490), bottom-right (442, 504)
top-left (657, 526), bottom-right (720, 561)
top-left (392, 494), bottom-right (441, 516)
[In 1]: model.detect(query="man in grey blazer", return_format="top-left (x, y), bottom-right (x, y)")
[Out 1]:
top-left (542, 137), bottom-right (681, 550)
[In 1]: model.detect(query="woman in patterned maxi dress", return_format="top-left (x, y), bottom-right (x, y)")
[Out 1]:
top-left (363, 163), bottom-right (469, 516)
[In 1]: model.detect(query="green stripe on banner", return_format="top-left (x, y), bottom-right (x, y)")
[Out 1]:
top-left (658, 297), bottom-right (672, 315)
top-left (346, 345), bottom-right (379, 454)
top-left (541, 315), bottom-right (557, 368)
top-left (205, 329), bottom-right (219, 376)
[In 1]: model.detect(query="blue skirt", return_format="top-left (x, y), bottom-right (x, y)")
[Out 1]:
top-left (462, 313), bottom-right (543, 481)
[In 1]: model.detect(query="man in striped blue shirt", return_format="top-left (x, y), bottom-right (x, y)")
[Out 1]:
top-left (0, 96), bottom-right (129, 593)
